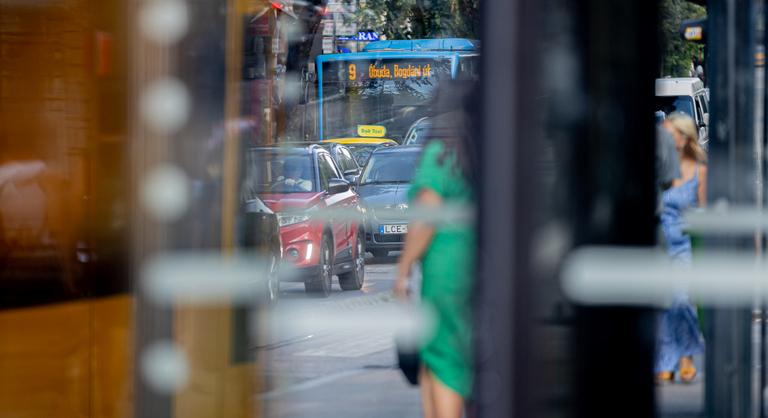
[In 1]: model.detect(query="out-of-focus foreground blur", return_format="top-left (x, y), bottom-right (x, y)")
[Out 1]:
top-left (0, 1), bottom-right (132, 416)
top-left (3, 0), bottom-right (768, 417)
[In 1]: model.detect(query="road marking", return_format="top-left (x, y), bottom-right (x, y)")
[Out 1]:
top-left (259, 369), bottom-right (367, 400)
top-left (254, 334), bottom-right (314, 350)
top-left (293, 330), bottom-right (394, 358)
top-left (367, 266), bottom-right (395, 273)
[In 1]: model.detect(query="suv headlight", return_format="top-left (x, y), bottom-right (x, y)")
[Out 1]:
top-left (277, 206), bottom-right (318, 226)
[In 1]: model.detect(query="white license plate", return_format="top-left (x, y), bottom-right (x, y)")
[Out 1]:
top-left (380, 224), bottom-right (408, 234)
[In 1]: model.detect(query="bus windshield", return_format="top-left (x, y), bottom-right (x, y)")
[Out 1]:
top-left (320, 57), bottom-right (453, 141)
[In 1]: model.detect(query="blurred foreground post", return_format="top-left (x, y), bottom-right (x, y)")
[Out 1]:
top-left (705, 0), bottom-right (756, 416)
top-left (567, 1), bottom-right (659, 417)
top-left (474, 0), bottom-right (538, 417)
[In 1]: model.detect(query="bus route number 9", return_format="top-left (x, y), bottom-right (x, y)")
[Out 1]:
top-left (348, 64), bottom-right (356, 81)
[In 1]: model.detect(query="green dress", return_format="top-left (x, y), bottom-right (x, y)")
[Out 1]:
top-left (408, 141), bottom-right (474, 397)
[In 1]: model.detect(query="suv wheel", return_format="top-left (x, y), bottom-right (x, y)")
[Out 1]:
top-left (305, 235), bottom-right (333, 297)
top-left (339, 233), bottom-right (365, 291)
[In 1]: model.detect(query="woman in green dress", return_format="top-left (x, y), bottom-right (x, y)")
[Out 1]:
top-left (394, 82), bottom-right (476, 418)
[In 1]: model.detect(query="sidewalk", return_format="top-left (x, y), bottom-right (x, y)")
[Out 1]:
top-left (262, 367), bottom-right (421, 418)
top-left (657, 354), bottom-right (704, 418)
top-left (657, 379), bottom-right (704, 418)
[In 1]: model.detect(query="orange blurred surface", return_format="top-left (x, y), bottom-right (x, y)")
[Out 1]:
top-left (0, 295), bottom-right (133, 418)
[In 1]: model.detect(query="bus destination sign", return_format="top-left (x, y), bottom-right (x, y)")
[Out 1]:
top-left (347, 62), bottom-right (433, 81)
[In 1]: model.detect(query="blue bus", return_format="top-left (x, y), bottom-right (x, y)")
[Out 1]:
top-left (316, 38), bottom-right (479, 142)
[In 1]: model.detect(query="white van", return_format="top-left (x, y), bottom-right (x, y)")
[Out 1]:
top-left (655, 77), bottom-right (710, 146)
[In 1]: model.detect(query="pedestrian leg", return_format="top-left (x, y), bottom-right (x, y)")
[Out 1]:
top-left (428, 369), bottom-right (463, 418)
top-left (420, 365), bottom-right (436, 418)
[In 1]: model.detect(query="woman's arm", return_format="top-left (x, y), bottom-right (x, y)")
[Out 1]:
top-left (697, 165), bottom-right (708, 207)
top-left (394, 188), bottom-right (442, 299)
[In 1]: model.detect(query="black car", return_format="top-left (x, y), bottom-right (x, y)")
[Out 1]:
top-left (241, 196), bottom-right (282, 305)
top-left (356, 146), bottom-right (422, 257)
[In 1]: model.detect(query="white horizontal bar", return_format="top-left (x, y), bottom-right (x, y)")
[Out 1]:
top-left (141, 251), bottom-right (297, 305)
top-left (685, 206), bottom-right (768, 234)
top-left (561, 246), bottom-right (766, 306)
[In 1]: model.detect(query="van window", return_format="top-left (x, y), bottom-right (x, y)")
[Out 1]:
top-left (694, 97), bottom-right (704, 124)
top-left (655, 96), bottom-right (694, 119)
top-left (697, 94), bottom-right (709, 115)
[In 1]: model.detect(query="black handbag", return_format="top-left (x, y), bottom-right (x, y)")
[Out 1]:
top-left (395, 336), bottom-right (420, 385)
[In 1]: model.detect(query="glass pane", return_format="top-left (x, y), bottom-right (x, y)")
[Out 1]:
top-left (320, 58), bottom-right (454, 142)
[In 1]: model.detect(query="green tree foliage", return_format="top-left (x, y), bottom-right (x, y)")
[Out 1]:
top-left (660, 0), bottom-right (706, 77)
top-left (353, 0), bottom-right (480, 40)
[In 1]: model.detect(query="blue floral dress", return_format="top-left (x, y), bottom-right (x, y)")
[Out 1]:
top-left (655, 166), bottom-right (705, 373)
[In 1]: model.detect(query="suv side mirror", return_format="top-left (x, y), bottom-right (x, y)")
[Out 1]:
top-left (327, 178), bottom-right (351, 194)
top-left (343, 168), bottom-right (360, 185)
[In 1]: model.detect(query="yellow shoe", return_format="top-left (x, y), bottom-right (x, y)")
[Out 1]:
top-left (655, 371), bottom-right (674, 384)
top-left (679, 357), bottom-right (697, 383)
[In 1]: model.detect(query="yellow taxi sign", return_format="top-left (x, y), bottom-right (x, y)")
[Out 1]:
top-left (357, 125), bottom-right (387, 138)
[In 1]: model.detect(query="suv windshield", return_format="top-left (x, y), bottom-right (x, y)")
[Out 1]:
top-left (244, 150), bottom-right (317, 195)
top-left (359, 150), bottom-right (420, 185)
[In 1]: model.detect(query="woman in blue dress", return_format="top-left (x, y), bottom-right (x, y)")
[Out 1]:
top-left (656, 112), bottom-right (708, 384)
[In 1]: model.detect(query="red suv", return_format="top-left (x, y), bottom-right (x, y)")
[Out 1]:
top-left (245, 145), bottom-right (365, 297)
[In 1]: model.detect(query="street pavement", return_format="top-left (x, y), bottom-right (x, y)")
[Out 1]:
top-left (656, 357), bottom-right (704, 418)
top-left (656, 318), bottom-right (765, 418)
top-left (658, 379), bottom-right (703, 418)
top-left (256, 254), bottom-right (422, 418)
top-left (253, 255), bottom-right (726, 418)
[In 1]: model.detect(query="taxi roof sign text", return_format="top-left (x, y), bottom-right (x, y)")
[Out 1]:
top-left (357, 125), bottom-right (387, 138)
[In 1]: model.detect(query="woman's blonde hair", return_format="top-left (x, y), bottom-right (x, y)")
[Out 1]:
top-left (667, 112), bottom-right (707, 163)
